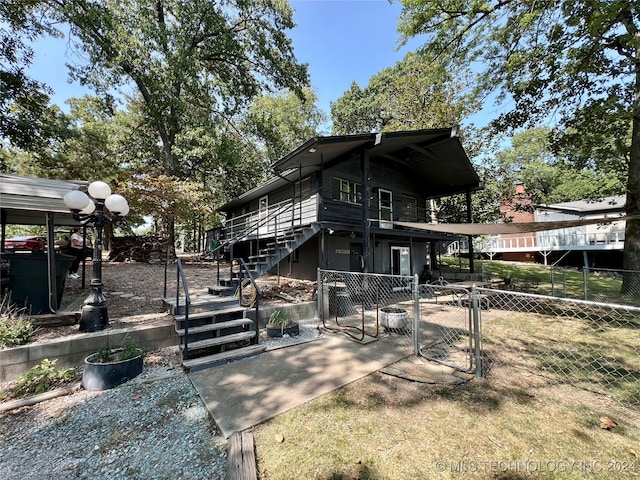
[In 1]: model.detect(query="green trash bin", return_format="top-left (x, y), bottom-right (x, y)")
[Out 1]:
top-left (7, 252), bottom-right (75, 314)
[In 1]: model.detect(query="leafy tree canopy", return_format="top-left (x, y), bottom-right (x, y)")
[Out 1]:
top-left (244, 87), bottom-right (327, 164)
top-left (398, 0), bottom-right (640, 290)
top-left (330, 51), bottom-right (481, 135)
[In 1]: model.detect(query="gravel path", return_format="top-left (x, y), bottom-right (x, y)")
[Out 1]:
top-left (0, 349), bottom-right (228, 480)
top-left (0, 321), bottom-right (325, 480)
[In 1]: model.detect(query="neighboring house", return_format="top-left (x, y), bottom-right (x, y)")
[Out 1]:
top-left (534, 195), bottom-right (626, 267)
top-left (534, 195), bottom-right (626, 245)
top-left (210, 128), bottom-right (482, 281)
top-left (464, 191), bottom-right (627, 268)
top-left (499, 182), bottom-right (536, 262)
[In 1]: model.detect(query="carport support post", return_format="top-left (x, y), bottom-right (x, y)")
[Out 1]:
top-left (466, 190), bottom-right (475, 273)
top-left (361, 149), bottom-right (370, 273)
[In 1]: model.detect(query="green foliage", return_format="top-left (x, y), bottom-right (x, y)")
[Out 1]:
top-left (330, 51), bottom-right (480, 136)
top-left (245, 87), bottom-right (327, 164)
top-left (11, 359), bottom-right (75, 398)
top-left (93, 338), bottom-right (147, 363)
top-left (268, 309), bottom-right (295, 333)
top-left (0, 1), bottom-right (61, 154)
top-left (0, 295), bottom-right (34, 349)
top-left (490, 126), bottom-right (625, 207)
top-left (396, 0), bottom-right (640, 284)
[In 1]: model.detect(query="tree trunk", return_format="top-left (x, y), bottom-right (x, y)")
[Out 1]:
top-left (621, 53), bottom-right (640, 295)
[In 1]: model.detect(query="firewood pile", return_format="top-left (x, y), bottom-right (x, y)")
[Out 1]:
top-left (108, 235), bottom-right (174, 263)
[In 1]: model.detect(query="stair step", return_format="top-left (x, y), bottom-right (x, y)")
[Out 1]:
top-left (208, 285), bottom-right (236, 296)
top-left (182, 331), bottom-right (256, 350)
top-left (182, 345), bottom-right (266, 371)
top-left (174, 306), bottom-right (245, 323)
top-left (176, 318), bottom-right (254, 336)
top-left (163, 294), bottom-right (238, 315)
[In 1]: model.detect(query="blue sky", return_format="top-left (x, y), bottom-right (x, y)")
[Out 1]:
top-left (27, 0), bottom-right (491, 129)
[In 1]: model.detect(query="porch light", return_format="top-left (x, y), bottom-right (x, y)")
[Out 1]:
top-left (63, 181), bottom-right (129, 332)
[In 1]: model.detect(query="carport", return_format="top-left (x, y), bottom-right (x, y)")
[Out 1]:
top-left (1, 173), bottom-right (87, 313)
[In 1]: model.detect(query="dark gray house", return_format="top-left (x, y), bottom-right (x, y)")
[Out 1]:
top-left (212, 128), bottom-right (481, 280)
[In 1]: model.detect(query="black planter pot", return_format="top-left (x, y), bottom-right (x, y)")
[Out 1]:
top-left (82, 348), bottom-right (144, 391)
top-left (266, 323), bottom-right (300, 338)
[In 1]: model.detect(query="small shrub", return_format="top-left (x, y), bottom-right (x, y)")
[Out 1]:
top-left (12, 359), bottom-right (76, 398)
top-left (119, 338), bottom-right (147, 361)
top-left (0, 294), bottom-right (34, 349)
top-left (92, 338), bottom-right (147, 363)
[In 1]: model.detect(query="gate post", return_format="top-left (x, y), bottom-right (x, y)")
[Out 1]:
top-left (471, 285), bottom-right (483, 377)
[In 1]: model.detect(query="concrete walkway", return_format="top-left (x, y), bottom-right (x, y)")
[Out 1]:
top-left (189, 331), bottom-right (411, 438)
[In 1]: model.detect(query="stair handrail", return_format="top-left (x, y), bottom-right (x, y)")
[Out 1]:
top-left (235, 257), bottom-right (262, 341)
top-left (174, 258), bottom-right (192, 360)
top-left (202, 199), bottom-right (295, 261)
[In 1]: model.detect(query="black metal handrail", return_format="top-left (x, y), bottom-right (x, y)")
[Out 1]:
top-left (171, 258), bottom-right (191, 359)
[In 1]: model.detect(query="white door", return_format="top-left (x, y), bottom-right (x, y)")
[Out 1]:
top-left (391, 246), bottom-right (411, 276)
top-left (258, 195), bottom-right (269, 235)
top-left (379, 189), bottom-right (393, 229)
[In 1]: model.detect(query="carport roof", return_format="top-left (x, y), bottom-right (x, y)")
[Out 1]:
top-left (0, 173), bottom-right (87, 226)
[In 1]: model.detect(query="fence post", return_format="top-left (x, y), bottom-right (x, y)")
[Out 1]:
top-left (413, 274), bottom-right (419, 356)
top-left (471, 285), bottom-right (483, 378)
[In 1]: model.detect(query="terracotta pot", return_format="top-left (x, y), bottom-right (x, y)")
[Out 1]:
top-left (82, 348), bottom-right (143, 391)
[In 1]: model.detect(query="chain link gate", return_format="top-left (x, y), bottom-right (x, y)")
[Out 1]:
top-left (317, 269), bottom-right (485, 375)
top-left (416, 283), bottom-right (484, 374)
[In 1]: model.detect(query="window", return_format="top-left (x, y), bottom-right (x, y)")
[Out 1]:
top-left (332, 177), bottom-right (362, 204)
top-left (402, 195), bottom-right (418, 221)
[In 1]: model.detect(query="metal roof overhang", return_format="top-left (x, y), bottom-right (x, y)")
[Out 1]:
top-left (0, 173), bottom-right (87, 226)
top-left (221, 129), bottom-right (481, 212)
top-left (273, 128), bottom-right (481, 198)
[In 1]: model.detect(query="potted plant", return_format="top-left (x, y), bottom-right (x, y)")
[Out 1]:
top-left (82, 338), bottom-right (147, 391)
top-left (265, 309), bottom-right (299, 338)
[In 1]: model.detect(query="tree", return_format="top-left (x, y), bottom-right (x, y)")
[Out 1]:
top-left (35, 0), bottom-right (308, 241)
top-left (330, 51), bottom-right (480, 135)
top-left (0, 1), bottom-right (61, 155)
top-left (493, 127), bottom-right (625, 206)
top-left (244, 87), bottom-right (327, 164)
top-left (398, 0), bottom-right (640, 293)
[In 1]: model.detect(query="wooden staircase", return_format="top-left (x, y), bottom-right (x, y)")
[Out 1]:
top-left (244, 223), bottom-right (320, 278)
top-left (166, 223), bottom-right (320, 371)
top-left (163, 286), bottom-right (265, 371)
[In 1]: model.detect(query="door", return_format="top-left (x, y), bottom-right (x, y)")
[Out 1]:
top-left (391, 246), bottom-right (410, 276)
top-left (379, 189), bottom-right (393, 229)
top-left (258, 195), bottom-right (268, 235)
top-left (350, 243), bottom-right (363, 272)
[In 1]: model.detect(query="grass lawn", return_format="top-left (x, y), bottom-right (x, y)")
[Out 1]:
top-left (252, 277), bottom-right (640, 479)
top-left (443, 257), bottom-right (638, 306)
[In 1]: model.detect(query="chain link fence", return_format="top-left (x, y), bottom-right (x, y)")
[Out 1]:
top-left (480, 263), bottom-right (640, 307)
top-left (318, 269), bottom-right (640, 406)
top-left (317, 269), bottom-right (415, 344)
top-left (477, 288), bottom-right (640, 406)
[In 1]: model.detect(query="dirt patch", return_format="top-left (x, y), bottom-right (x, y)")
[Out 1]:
top-left (23, 260), bottom-right (316, 344)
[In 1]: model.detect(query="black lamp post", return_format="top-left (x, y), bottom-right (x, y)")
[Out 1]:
top-left (64, 181), bottom-right (129, 332)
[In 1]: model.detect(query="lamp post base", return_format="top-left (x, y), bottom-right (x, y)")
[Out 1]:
top-left (79, 304), bottom-right (109, 332)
